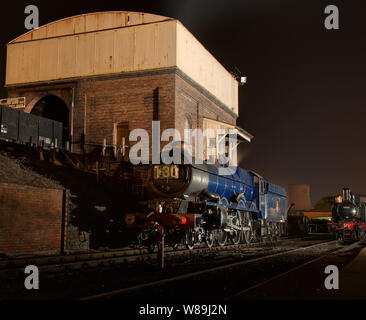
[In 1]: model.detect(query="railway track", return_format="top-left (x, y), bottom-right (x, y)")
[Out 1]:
top-left (0, 237), bottom-right (301, 276)
top-left (225, 241), bottom-right (365, 300)
top-left (78, 238), bottom-right (337, 300)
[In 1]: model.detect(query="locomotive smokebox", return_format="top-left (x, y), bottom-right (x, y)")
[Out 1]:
top-left (339, 202), bottom-right (358, 220)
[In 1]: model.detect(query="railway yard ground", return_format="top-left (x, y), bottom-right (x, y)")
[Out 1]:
top-left (0, 235), bottom-right (364, 300)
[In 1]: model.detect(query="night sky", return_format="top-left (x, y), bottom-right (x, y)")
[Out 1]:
top-left (0, 0), bottom-right (365, 204)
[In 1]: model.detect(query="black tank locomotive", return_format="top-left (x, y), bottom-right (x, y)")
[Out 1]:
top-left (329, 188), bottom-right (366, 242)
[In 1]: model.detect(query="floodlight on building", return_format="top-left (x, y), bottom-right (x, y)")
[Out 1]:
top-left (240, 76), bottom-right (247, 85)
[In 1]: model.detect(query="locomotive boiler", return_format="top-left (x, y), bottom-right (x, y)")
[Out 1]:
top-left (125, 162), bottom-right (288, 249)
top-left (329, 187), bottom-right (366, 242)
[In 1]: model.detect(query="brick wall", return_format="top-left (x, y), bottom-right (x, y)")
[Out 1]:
top-left (175, 72), bottom-right (237, 134)
top-left (8, 86), bottom-right (73, 115)
top-left (0, 182), bottom-right (67, 257)
top-left (70, 69), bottom-right (237, 189)
top-left (8, 68), bottom-right (237, 159)
top-left (73, 72), bottom-right (176, 154)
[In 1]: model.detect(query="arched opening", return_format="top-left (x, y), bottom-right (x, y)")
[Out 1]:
top-left (31, 95), bottom-right (69, 145)
top-left (184, 115), bottom-right (192, 130)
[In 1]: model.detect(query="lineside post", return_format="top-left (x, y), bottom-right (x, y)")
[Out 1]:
top-left (50, 148), bottom-right (57, 164)
top-left (39, 141), bottom-right (44, 161)
top-left (157, 224), bottom-right (165, 270)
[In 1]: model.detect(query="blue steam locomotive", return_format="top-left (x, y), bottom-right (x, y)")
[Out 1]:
top-left (127, 162), bottom-right (287, 249)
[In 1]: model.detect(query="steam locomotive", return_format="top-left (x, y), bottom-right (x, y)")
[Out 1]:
top-left (329, 187), bottom-right (366, 242)
top-left (125, 162), bottom-right (287, 249)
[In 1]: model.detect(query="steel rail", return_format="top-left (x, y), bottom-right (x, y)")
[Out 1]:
top-left (0, 238), bottom-right (295, 275)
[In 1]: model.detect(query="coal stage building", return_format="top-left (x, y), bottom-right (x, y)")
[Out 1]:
top-left (5, 11), bottom-right (252, 159)
top-left (1, 11), bottom-right (253, 257)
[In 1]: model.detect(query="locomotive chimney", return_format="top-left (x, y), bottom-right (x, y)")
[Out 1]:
top-left (342, 188), bottom-right (351, 201)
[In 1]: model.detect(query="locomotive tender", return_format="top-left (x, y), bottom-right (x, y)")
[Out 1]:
top-left (126, 161), bottom-right (288, 249)
top-left (329, 187), bottom-right (366, 242)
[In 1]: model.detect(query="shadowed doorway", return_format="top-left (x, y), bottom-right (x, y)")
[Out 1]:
top-left (31, 95), bottom-right (69, 146)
